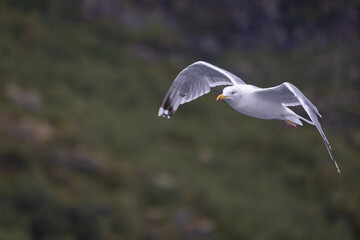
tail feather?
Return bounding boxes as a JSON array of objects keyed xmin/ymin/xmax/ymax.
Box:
[
  {"xmin": 290, "ymin": 117, "xmax": 303, "ymax": 126},
  {"xmin": 285, "ymin": 107, "xmax": 313, "ymax": 126},
  {"xmin": 297, "ymin": 115, "xmax": 314, "ymax": 125}
]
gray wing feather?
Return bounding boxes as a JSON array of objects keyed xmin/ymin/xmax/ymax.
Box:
[
  {"xmin": 158, "ymin": 61, "xmax": 245, "ymax": 118},
  {"xmin": 255, "ymin": 82, "xmax": 340, "ymax": 174}
]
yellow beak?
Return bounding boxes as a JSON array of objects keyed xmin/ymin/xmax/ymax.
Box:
[{"xmin": 217, "ymin": 94, "xmax": 227, "ymax": 101}]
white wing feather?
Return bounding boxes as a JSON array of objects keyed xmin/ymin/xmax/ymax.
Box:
[
  {"xmin": 158, "ymin": 61, "xmax": 245, "ymax": 118},
  {"xmin": 255, "ymin": 82, "xmax": 340, "ymax": 174}
]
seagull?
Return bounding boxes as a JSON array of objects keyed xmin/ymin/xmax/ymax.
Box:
[{"xmin": 158, "ymin": 61, "xmax": 340, "ymax": 174}]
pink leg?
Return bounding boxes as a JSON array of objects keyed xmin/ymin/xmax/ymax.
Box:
[{"xmin": 283, "ymin": 120, "xmax": 297, "ymax": 128}]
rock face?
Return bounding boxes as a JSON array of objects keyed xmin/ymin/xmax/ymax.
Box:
[
  {"xmin": 79, "ymin": 0, "xmax": 360, "ymax": 49},
  {"xmin": 51, "ymin": 148, "xmax": 103, "ymax": 173},
  {"xmin": 0, "ymin": 111, "xmax": 54, "ymax": 144},
  {"xmin": 1, "ymin": 83, "xmax": 52, "ymax": 143},
  {"xmin": 4, "ymin": 83, "xmax": 43, "ymax": 111}
]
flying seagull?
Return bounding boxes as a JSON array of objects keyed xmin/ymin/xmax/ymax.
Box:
[{"xmin": 158, "ymin": 61, "xmax": 340, "ymax": 174}]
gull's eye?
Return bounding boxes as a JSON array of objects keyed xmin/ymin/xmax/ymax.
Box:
[{"xmin": 231, "ymin": 91, "xmax": 235, "ymax": 95}]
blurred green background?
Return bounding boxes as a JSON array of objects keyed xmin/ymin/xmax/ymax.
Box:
[{"xmin": 0, "ymin": 1, "xmax": 359, "ymax": 239}]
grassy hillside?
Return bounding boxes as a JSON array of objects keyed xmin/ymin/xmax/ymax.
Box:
[{"xmin": 0, "ymin": 4, "xmax": 360, "ymax": 240}]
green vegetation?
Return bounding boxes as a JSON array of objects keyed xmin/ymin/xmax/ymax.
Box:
[{"xmin": 0, "ymin": 2, "xmax": 359, "ymax": 240}]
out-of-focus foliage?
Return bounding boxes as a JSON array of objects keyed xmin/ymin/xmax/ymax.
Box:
[{"xmin": 0, "ymin": 1, "xmax": 359, "ymax": 240}]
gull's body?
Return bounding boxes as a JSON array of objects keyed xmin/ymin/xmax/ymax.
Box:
[
  {"xmin": 158, "ymin": 61, "xmax": 340, "ymax": 173},
  {"xmin": 220, "ymin": 84, "xmax": 312, "ymax": 126},
  {"xmin": 222, "ymin": 84, "xmax": 289, "ymax": 120}
]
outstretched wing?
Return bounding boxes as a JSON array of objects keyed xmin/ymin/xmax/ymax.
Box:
[
  {"xmin": 158, "ymin": 61, "xmax": 245, "ymax": 118},
  {"xmin": 255, "ymin": 82, "xmax": 340, "ymax": 174}
]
